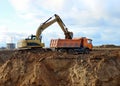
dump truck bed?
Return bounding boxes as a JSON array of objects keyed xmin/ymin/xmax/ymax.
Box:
[{"xmin": 50, "ymin": 38, "xmax": 82, "ymax": 48}]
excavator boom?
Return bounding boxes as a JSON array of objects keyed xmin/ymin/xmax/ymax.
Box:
[{"xmin": 36, "ymin": 14, "xmax": 73, "ymax": 41}]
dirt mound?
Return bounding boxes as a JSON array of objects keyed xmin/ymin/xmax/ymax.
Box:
[
  {"xmin": 0, "ymin": 50, "xmax": 120, "ymax": 86},
  {"xmin": 0, "ymin": 50, "xmax": 14, "ymax": 66}
]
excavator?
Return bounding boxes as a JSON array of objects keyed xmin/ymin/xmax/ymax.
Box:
[{"xmin": 17, "ymin": 14, "xmax": 73, "ymax": 49}]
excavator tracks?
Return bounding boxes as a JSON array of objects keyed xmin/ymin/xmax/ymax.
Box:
[{"xmin": 16, "ymin": 48, "xmax": 52, "ymax": 54}]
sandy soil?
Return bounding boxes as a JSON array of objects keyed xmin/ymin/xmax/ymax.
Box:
[{"xmin": 0, "ymin": 49, "xmax": 120, "ymax": 86}]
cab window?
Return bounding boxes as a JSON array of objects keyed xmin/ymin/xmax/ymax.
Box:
[{"xmin": 87, "ymin": 39, "xmax": 92, "ymax": 44}]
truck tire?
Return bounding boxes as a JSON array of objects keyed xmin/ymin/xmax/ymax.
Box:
[
  {"xmin": 84, "ymin": 49, "xmax": 89, "ymax": 54},
  {"xmin": 58, "ymin": 49, "xmax": 66, "ymax": 53},
  {"xmin": 68, "ymin": 49, "xmax": 74, "ymax": 54}
]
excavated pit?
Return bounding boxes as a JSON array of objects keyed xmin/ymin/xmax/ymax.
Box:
[{"xmin": 0, "ymin": 49, "xmax": 120, "ymax": 86}]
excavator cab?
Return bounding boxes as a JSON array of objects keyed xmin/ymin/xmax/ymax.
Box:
[
  {"xmin": 17, "ymin": 34, "xmax": 44, "ymax": 48},
  {"xmin": 26, "ymin": 35, "xmax": 36, "ymax": 40}
]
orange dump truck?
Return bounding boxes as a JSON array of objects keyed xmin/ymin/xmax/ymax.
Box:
[{"xmin": 50, "ymin": 37, "xmax": 92, "ymax": 54}]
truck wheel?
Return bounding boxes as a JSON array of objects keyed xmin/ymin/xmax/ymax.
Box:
[
  {"xmin": 68, "ymin": 49, "xmax": 78, "ymax": 54},
  {"xmin": 84, "ymin": 49, "xmax": 89, "ymax": 54},
  {"xmin": 68, "ymin": 49, "xmax": 74, "ymax": 54},
  {"xmin": 58, "ymin": 49, "xmax": 66, "ymax": 53}
]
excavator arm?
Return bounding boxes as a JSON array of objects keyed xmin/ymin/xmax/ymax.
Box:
[
  {"xmin": 36, "ymin": 16, "xmax": 56, "ymax": 40},
  {"xmin": 36, "ymin": 14, "xmax": 73, "ymax": 42},
  {"xmin": 54, "ymin": 14, "xmax": 73, "ymax": 39},
  {"xmin": 17, "ymin": 14, "xmax": 73, "ymax": 48}
]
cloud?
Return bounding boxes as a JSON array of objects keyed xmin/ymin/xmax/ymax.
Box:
[
  {"xmin": 9, "ymin": 0, "xmax": 30, "ymax": 11},
  {"xmin": 9, "ymin": 0, "xmax": 120, "ymax": 25},
  {"xmin": 0, "ymin": 31, "xmax": 28, "ymax": 43},
  {"xmin": 0, "ymin": 31, "xmax": 29, "ymax": 47},
  {"xmin": 5, "ymin": 0, "xmax": 120, "ymax": 46},
  {"xmin": 9, "ymin": 0, "xmax": 64, "ymax": 16},
  {"xmin": 34, "ymin": 0, "xmax": 64, "ymax": 11},
  {"xmin": 0, "ymin": 25, "xmax": 28, "ymax": 47}
]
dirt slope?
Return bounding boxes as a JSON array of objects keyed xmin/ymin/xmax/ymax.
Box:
[{"xmin": 0, "ymin": 50, "xmax": 120, "ymax": 86}]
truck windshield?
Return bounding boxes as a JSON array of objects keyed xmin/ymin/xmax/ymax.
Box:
[{"xmin": 87, "ymin": 39, "xmax": 92, "ymax": 44}]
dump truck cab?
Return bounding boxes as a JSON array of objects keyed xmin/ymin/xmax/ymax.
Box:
[
  {"xmin": 86, "ymin": 38, "xmax": 92, "ymax": 50},
  {"xmin": 80, "ymin": 37, "xmax": 92, "ymax": 50}
]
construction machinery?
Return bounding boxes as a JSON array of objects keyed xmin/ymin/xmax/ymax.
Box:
[
  {"xmin": 17, "ymin": 14, "xmax": 73, "ymax": 49},
  {"xmin": 50, "ymin": 37, "xmax": 92, "ymax": 54},
  {"xmin": 17, "ymin": 14, "xmax": 93, "ymax": 54}
]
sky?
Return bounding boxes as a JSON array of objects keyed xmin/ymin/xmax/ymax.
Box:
[{"xmin": 0, "ymin": 0, "xmax": 120, "ymax": 47}]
